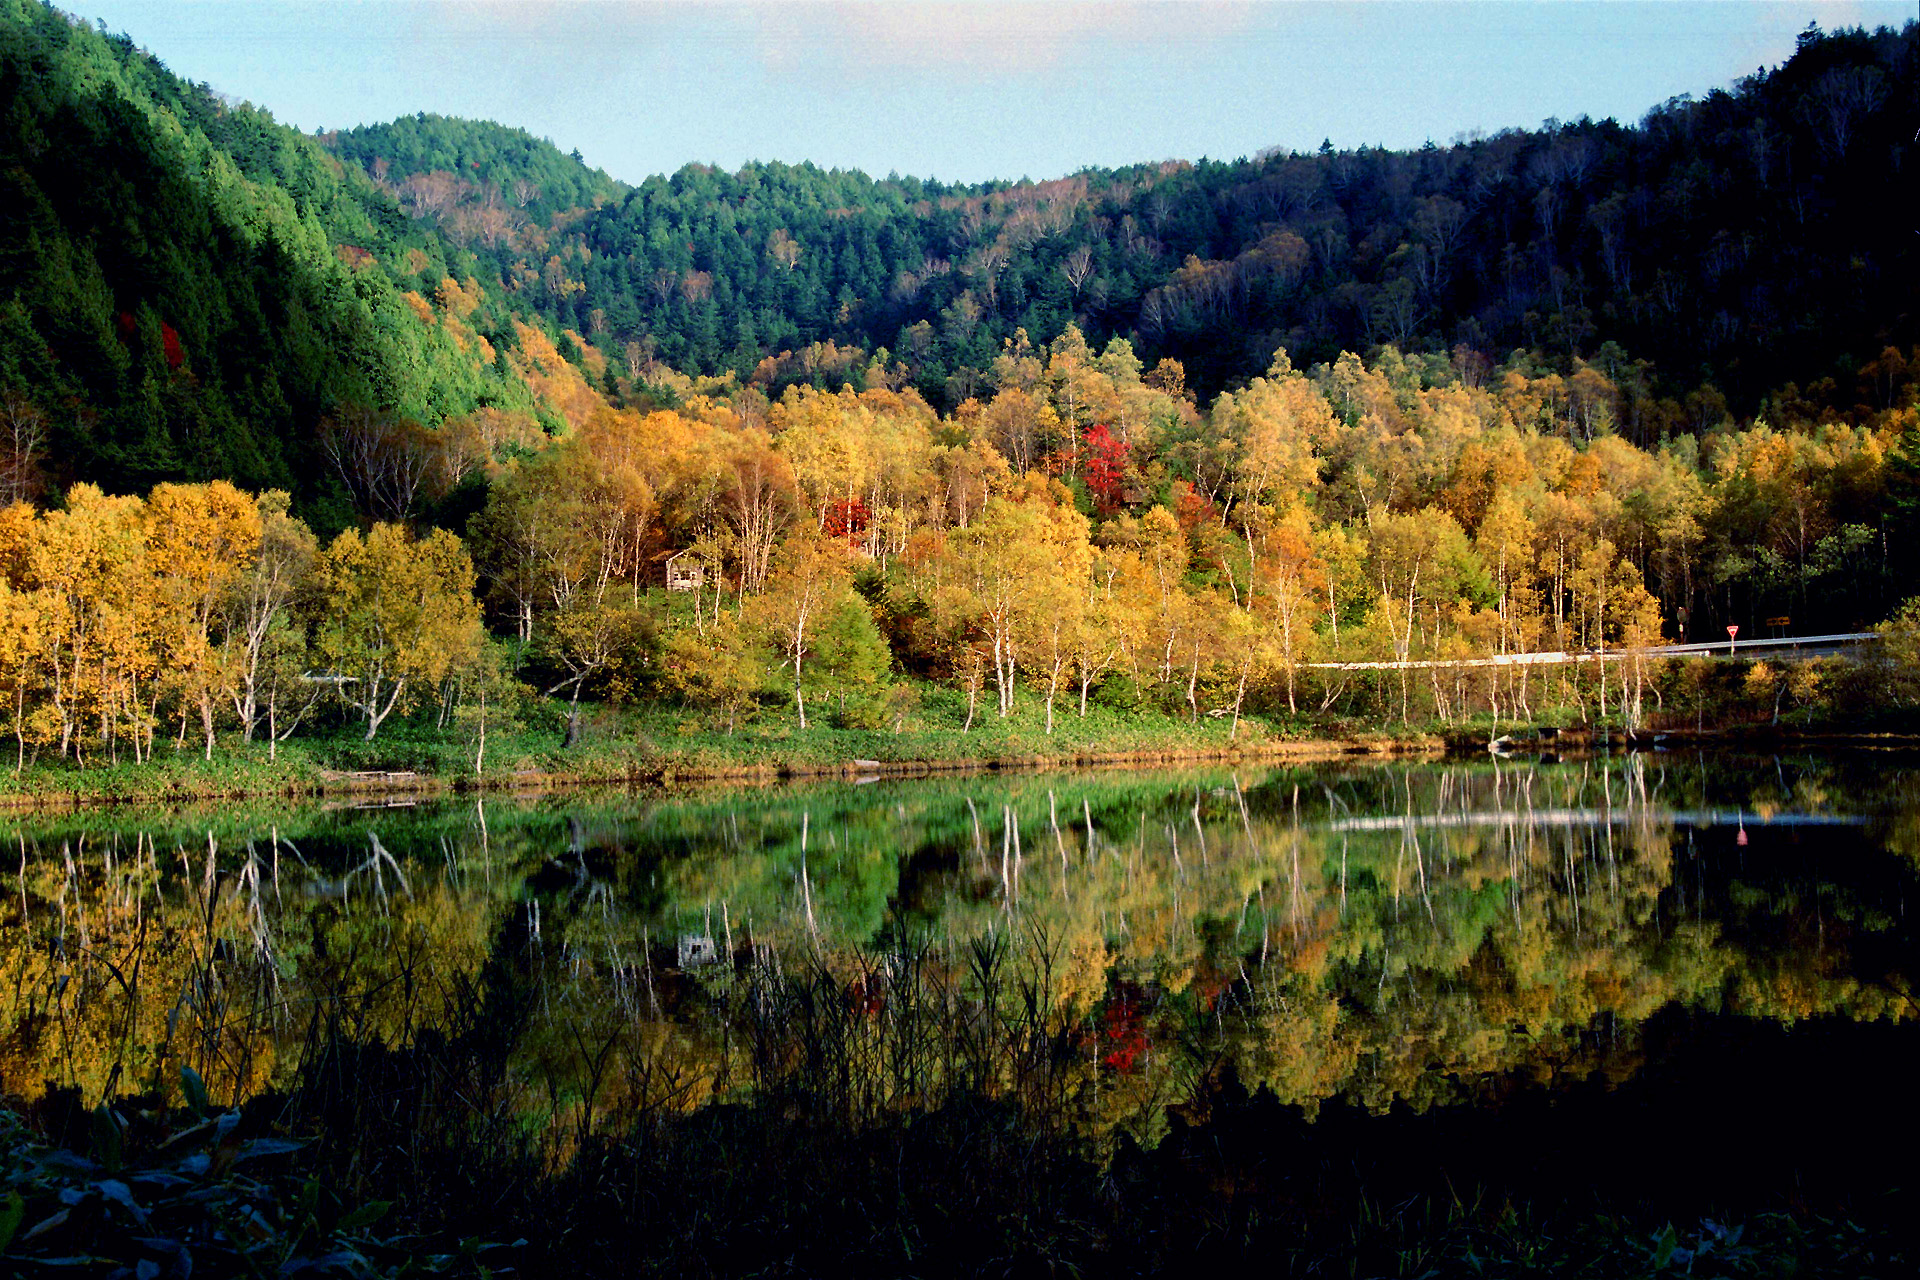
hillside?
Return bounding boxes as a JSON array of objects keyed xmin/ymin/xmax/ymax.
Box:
[
  {"xmin": 325, "ymin": 112, "xmax": 627, "ymax": 231},
  {"xmin": 0, "ymin": 0, "xmax": 543, "ymax": 523},
  {"xmin": 328, "ymin": 22, "xmax": 1919, "ymax": 414},
  {"xmin": 5, "ymin": 1, "xmax": 1920, "ymax": 800},
  {"xmin": 1, "ymin": 0, "xmax": 1917, "ymax": 534}
]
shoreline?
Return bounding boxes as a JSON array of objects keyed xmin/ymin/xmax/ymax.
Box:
[
  {"xmin": 0, "ymin": 733, "xmax": 1453, "ymax": 813},
  {"xmin": 6, "ymin": 724, "xmax": 1920, "ymax": 814}
]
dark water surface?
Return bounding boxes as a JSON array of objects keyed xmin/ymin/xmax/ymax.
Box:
[{"xmin": 7, "ymin": 752, "xmax": 1919, "ymax": 1218}]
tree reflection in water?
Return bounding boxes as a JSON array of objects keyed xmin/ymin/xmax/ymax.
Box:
[{"xmin": 4, "ymin": 755, "xmax": 1913, "ymax": 1144}]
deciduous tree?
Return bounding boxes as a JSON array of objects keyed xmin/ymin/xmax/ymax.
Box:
[{"xmin": 314, "ymin": 523, "xmax": 484, "ymax": 740}]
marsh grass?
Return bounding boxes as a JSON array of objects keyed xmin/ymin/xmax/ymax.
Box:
[{"xmin": 7, "ymin": 919, "xmax": 1911, "ymax": 1276}]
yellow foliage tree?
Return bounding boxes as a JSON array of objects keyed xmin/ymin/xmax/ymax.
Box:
[{"xmin": 314, "ymin": 523, "xmax": 484, "ymax": 740}]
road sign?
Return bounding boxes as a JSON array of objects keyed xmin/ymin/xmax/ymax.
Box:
[{"xmin": 1726, "ymin": 623, "xmax": 1739, "ymax": 655}]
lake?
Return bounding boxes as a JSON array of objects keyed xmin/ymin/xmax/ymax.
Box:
[{"xmin": 6, "ymin": 750, "xmax": 1920, "ymax": 1262}]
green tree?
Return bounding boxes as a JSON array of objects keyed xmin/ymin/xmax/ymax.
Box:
[
  {"xmin": 750, "ymin": 533, "xmax": 854, "ymax": 729},
  {"xmin": 807, "ymin": 596, "xmax": 893, "ymax": 727},
  {"xmin": 661, "ymin": 614, "xmax": 768, "ymax": 732}
]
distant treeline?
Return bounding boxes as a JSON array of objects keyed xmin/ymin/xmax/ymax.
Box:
[{"xmin": 330, "ymin": 22, "xmax": 1917, "ymax": 412}]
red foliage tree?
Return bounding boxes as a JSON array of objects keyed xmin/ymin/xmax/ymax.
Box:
[
  {"xmin": 823, "ymin": 495, "xmax": 870, "ymax": 541},
  {"xmin": 1082, "ymin": 423, "xmax": 1130, "ymax": 514},
  {"xmin": 159, "ymin": 321, "xmax": 185, "ymax": 370},
  {"xmin": 1100, "ymin": 982, "xmax": 1151, "ymax": 1074},
  {"xmin": 1172, "ymin": 479, "xmax": 1217, "ymax": 531}
]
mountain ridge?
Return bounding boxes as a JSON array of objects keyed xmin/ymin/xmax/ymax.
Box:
[
  {"xmin": 2, "ymin": 0, "xmax": 1916, "ymax": 521},
  {"xmin": 318, "ymin": 20, "xmax": 1918, "ymax": 413}
]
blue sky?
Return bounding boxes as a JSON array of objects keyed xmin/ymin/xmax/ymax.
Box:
[{"xmin": 76, "ymin": 1, "xmax": 1915, "ymax": 184}]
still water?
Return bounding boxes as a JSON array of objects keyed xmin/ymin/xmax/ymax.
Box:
[{"xmin": 6, "ymin": 752, "xmax": 1918, "ymax": 1195}]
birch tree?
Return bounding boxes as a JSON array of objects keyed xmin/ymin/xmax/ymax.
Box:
[{"xmin": 314, "ymin": 523, "xmax": 484, "ymax": 740}]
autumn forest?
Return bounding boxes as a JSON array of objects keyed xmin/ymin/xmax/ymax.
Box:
[{"xmin": 3, "ymin": 0, "xmax": 1920, "ymax": 774}]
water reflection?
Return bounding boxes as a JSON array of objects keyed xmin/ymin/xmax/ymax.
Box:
[{"xmin": 3, "ymin": 754, "xmax": 1915, "ymax": 1144}]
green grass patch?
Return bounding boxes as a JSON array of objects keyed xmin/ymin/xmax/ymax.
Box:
[{"xmin": 0, "ymin": 679, "xmax": 1411, "ymax": 805}]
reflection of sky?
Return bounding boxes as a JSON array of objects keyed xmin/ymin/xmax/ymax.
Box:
[{"xmin": 71, "ymin": 2, "xmax": 1910, "ymax": 184}]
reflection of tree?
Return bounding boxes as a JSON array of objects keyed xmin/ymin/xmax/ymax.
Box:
[
  {"xmin": 6, "ymin": 755, "xmax": 1915, "ymax": 1153},
  {"xmin": 0, "ymin": 821, "xmax": 514, "ymax": 1107}
]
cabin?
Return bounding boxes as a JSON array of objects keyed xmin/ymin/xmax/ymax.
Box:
[{"xmin": 664, "ymin": 549, "xmax": 708, "ymax": 592}]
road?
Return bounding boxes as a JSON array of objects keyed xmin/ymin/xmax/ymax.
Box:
[
  {"xmin": 1644, "ymin": 631, "xmax": 1878, "ymax": 659},
  {"xmin": 1306, "ymin": 631, "xmax": 1879, "ymax": 671}
]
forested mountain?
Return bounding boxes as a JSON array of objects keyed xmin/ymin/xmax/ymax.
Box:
[
  {"xmin": 324, "ymin": 21, "xmax": 1919, "ymax": 414},
  {"xmin": 0, "ymin": 0, "xmax": 540, "ymax": 523},
  {"xmin": 325, "ymin": 113, "xmax": 627, "ymax": 233},
  {"xmin": 5, "ymin": 0, "xmax": 1916, "ymax": 512}
]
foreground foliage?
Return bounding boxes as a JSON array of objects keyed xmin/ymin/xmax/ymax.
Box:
[{"xmin": 0, "ymin": 1081, "xmax": 519, "ymax": 1277}]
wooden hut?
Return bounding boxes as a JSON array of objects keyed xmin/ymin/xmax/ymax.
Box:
[{"xmin": 664, "ymin": 549, "xmax": 707, "ymax": 592}]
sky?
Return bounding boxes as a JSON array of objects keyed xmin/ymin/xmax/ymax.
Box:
[{"xmin": 72, "ymin": 1, "xmax": 1918, "ymax": 185}]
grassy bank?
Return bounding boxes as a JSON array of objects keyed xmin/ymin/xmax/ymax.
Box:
[
  {"xmin": 0, "ymin": 681, "xmax": 1450, "ymax": 808},
  {"xmin": 11, "ymin": 658, "xmax": 1920, "ymax": 809}
]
